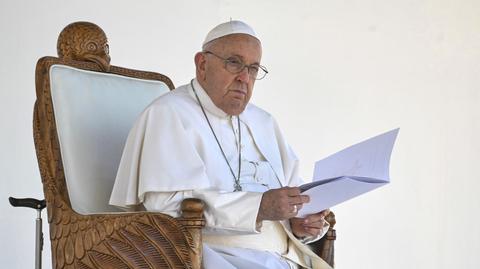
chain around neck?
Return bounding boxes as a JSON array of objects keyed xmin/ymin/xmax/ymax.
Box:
[{"xmin": 190, "ymin": 79, "xmax": 242, "ymax": 191}]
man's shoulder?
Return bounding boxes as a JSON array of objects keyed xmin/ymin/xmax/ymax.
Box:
[{"xmin": 244, "ymin": 103, "xmax": 275, "ymax": 122}]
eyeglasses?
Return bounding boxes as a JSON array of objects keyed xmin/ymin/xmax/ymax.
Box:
[{"xmin": 203, "ymin": 51, "xmax": 268, "ymax": 80}]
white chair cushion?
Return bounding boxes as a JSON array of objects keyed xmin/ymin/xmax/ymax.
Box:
[{"xmin": 49, "ymin": 65, "xmax": 170, "ymax": 214}]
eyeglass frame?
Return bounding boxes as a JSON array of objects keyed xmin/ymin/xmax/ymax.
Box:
[{"xmin": 203, "ymin": 51, "xmax": 269, "ymax": 80}]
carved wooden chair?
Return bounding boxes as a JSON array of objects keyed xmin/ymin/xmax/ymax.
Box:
[
  {"xmin": 30, "ymin": 21, "xmax": 336, "ymax": 269},
  {"xmin": 34, "ymin": 22, "xmax": 204, "ymax": 269}
]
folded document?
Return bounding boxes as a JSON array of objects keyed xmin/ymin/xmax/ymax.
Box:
[{"xmin": 297, "ymin": 128, "xmax": 399, "ymax": 217}]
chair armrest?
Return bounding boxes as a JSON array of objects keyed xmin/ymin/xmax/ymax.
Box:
[
  {"xmin": 47, "ymin": 198, "xmax": 205, "ymax": 269},
  {"xmin": 178, "ymin": 198, "xmax": 205, "ymax": 268}
]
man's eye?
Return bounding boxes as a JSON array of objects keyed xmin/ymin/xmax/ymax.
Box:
[
  {"xmin": 227, "ymin": 58, "xmax": 242, "ymax": 65},
  {"xmin": 250, "ymin": 66, "xmax": 260, "ymax": 73}
]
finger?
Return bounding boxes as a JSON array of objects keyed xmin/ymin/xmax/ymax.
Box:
[
  {"xmin": 289, "ymin": 195, "xmax": 310, "ymax": 205},
  {"xmin": 291, "ymin": 219, "xmax": 309, "ymax": 238},
  {"xmin": 286, "ymin": 205, "xmax": 299, "ymax": 219},
  {"xmin": 286, "ymin": 187, "xmax": 301, "ymax": 196},
  {"xmin": 290, "ymin": 204, "xmax": 296, "ymax": 213},
  {"xmin": 321, "ymin": 209, "xmax": 331, "ymax": 218},
  {"xmin": 304, "ymin": 227, "xmax": 321, "ymax": 237},
  {"xmin": 302, "ymin": 219, "xmax": 324, "ymax": 229},
  {"xmin": 304, "ymin": 213, "xmax": 325, "ymax": 224},
  {"xmin": 290, "ymin": 204, "xmax": 299, "ymax": 214}
]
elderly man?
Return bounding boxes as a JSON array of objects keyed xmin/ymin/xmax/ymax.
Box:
[{"xmin": 110, "ymin": 20, "xmax": 332, "ymax": 269}]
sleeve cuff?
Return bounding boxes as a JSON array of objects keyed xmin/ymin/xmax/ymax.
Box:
[{"xmin": 299, "ymin": 219, "xmax": 330, "ymax": 244}]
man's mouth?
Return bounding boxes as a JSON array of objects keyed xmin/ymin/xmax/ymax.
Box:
[
  {"xmin": 229, "ymin": 90, "xmax": 247, "ymax": 99},
  {"xmin": 229, "ymin": 87, "xmax": 247, "ymax": 94}
]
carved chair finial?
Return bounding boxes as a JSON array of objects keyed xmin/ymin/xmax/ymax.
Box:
[
  {"xmin": 57, "ymin": 21, "xmax": 111, "ymax": 71},
  {"xmin": 326, "ymin": 211, "xmax": 336, "ymax": 228}
]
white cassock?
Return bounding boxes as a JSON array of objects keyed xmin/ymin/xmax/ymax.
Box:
[{"xmin": 110, "ymin": 78, "xmax": 333, "ymax": 269}]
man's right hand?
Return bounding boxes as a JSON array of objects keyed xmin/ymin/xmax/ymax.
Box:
[{"xmin": 257, "ymin": 187, "xmax": 310, "ymax": 222}]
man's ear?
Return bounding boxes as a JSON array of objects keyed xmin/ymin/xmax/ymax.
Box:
[{"xmin": 194, "ymin": 52, "xmax": 207, "ymax": 81}]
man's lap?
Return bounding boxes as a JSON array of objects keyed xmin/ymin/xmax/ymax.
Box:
[{"xmin": 203, "ymin": 243, "xmax": 296, "ymax": 269}]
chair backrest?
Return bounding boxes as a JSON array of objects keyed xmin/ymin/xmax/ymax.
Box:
[{"xmin": 49, "ymin": 64, "xmax": 170, "ymax": 213}]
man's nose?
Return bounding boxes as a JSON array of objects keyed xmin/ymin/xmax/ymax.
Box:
[{"xmin": 236, "ymin": 66, "xmax": 251, "ymax": 83}]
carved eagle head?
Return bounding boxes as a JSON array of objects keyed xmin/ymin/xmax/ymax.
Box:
[{"xmin": 57, "ymin": 21, "xmax": 111, "ymax": 72}]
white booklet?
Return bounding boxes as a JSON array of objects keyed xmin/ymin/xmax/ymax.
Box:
[{"xmin": 297, "ymin": 128, "xmax": 399, "ymax": 217}]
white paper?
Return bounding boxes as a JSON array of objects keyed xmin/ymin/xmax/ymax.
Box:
[{"xmin": 297, "ymin": 128, "xmax": 399, "ymax": 217}]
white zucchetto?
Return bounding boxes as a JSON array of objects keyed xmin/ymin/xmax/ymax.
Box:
[{"xmin": 202, "ymin": 20, "xmax": 259, "ymax": 48}]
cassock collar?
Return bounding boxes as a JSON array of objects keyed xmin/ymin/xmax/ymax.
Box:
[{"xmin": 190, "ymin": 78, "xmax": 231, "ymax": 119}]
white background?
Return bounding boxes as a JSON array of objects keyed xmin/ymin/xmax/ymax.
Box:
[{"xmin": 1, "ymin": 0, "xmax": 479, "ymax": 268}]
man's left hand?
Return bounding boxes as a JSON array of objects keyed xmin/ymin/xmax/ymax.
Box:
[{"xmin": 290, "ymin": 209, "xmax": 330, "ymax": 238}]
